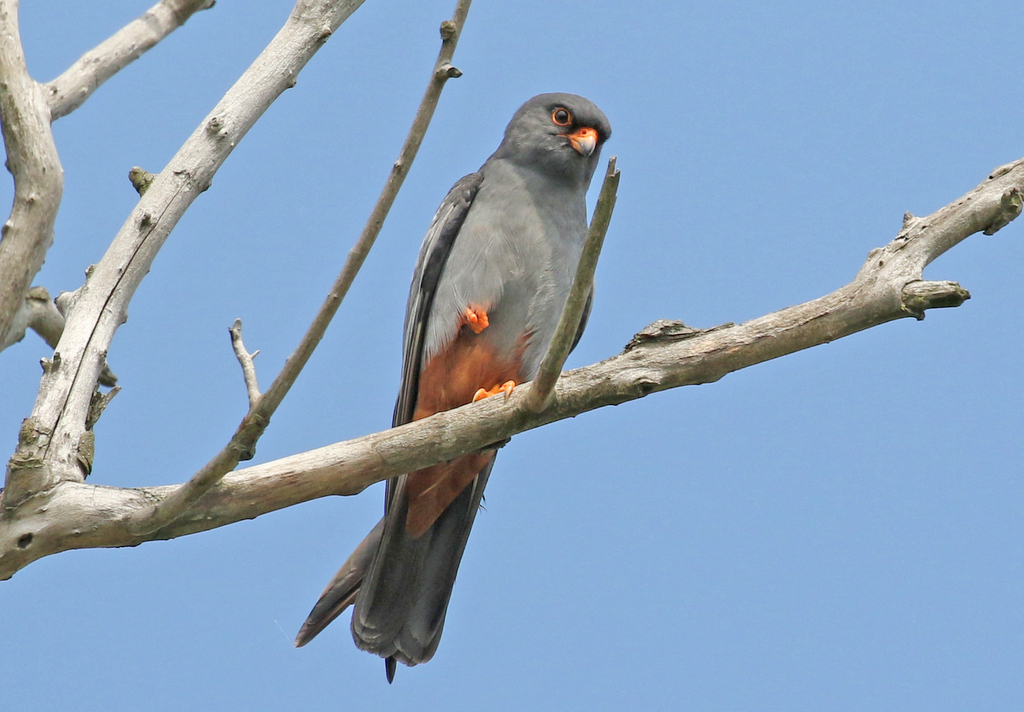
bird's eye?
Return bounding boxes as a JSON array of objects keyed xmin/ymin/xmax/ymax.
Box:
[{"xmin": 551, "ymin": 108, "xmax": 572, "ymax": 126}]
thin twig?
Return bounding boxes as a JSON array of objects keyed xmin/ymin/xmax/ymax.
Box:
[
  {"xmin": 524, "ymin": 156, "xmax": 620, "ymax": 412},
  {"xmin": 229, "ymin": 319, "xmax": 261, "ymax": 410},
  {"xmin": 123, "ymin": 0, "xmax": 474, "ymax": 536},
  {"xmin": 45, "ymin": 0, "xmax": 215, "ymax": 121}
]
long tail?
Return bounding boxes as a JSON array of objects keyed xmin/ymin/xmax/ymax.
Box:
[
  {"xmin": 294, "ymin": 458, "xmax": 494, "ymax": 681},
  {"xmin": 352, "ymin": 458, "xmax": 494, "ymax": 668}
]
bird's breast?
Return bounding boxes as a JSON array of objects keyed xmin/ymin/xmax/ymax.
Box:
[{"xmin": 422, "ymin": 172, "xmax": 587, "ymax": 376}]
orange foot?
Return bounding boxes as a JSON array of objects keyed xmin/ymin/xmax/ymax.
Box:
[
  {"xmin": 463, "ymin": 305, "xmax": 490, "ymax": 334},
  {"xmin": 473, "ymin": 380, "xmax": 516, "ymax": 402}
]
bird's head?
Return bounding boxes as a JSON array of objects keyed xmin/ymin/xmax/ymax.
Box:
[{"xmin": 492, "ymin": 93, "xmax": 612, "ymax": 187}]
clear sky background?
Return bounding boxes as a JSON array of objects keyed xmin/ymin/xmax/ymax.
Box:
[{"xmin": 1, "ymin": 1, "xmax": 1021, "ymax": 710}]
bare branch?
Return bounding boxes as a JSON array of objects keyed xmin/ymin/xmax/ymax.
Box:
[
  {"xmin": 122, "ymin": 0, "xmax": 475, "ymax": 537},
  {"xmin": 900, "ymin": 280, "xmax": 970, "ymax": 319},
  {"xmin": 524, "ymin": 156, "xmax": 619, "ymax": 412},
  {"xmin": 0, "ymin": 0, "xmax": 64, "ymax": 351},
  {"xmin": 2, "ymin": 0, "xmax": 368, "ymax": 509},
  {"xmin": 229, "ymin": 319, "xmax": 261, "ymax": 410},
  {"xmin": 23, "ymin": 286, "xmax": 64, "ymax": 347},
  {"xmin": 45, "ymin": 0, "xmax": 216, "ymax": 121},
  {"xmin": 0, "ymin": 286, "xmax": 62, "ymax": 351},
  {"xmin": 256, "ymin": 0, "xmax": 473, "ymax": 423},
  {"xmin": 983, "ymin": 186, "xmax": 1022, "ymax": 235},
  {"xmin": 0, "ymin": 286, "xmax": 118, "ymax": 386},
  {"xmin": 2, "ymin": 155, "xmax": 1020, "ymax": 580}
]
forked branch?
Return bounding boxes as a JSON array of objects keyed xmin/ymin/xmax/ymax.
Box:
[
  {"xmin": 2, "ymin": 0, "xmax": 368, "ymax": 510},
  {"xmin": 0, "ymin": 0, "xmax": 214, "ymax": 355}
]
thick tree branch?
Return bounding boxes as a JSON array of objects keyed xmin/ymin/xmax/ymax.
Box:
[
  {"xmin": 122, "ymin": 0, "xmax": 474, "ymax": 537},
  {"xmin": 1, "ymin": 156, "xmax": 1019, "ymax": 580},
  {"xmin": 0, "ymin": 0, "xmax": 64, "ymax": 352},
  {"xmin": 45, "ymin": 0, "xmax": 215, "ymax": 121},
  {"xmin": 525, "ymin": 156, "xmax": 619, "ymax": 411},
  {"xmin": 0, "ymin": 0, "xmax": 212, "ymax": 351},
  {"xmin": 2, "ymin": 0, "xmax": 367, "ymax": 509}
]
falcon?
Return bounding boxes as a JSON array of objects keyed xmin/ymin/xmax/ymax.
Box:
[{"xmin": 296, "ymin": 93, "xmax": 611, "ymax": 681}]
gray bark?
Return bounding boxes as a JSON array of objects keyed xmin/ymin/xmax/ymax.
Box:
[{"xmin": 1, "ymin": 157, "xmax": 1018, "ymax": 580}]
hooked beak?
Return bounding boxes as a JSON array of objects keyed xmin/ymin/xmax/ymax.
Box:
[{"xmin": 566, "ymin": 126, "xmax": 598, "ymax": 157}]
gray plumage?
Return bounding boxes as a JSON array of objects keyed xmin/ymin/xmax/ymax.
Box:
[{"xmin": 295, "ymin": 93, "xmax": 611, "ymax": 680}]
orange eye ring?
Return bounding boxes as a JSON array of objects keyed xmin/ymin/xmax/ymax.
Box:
[{"xmin": 551, "ymin": 107, "xmax": 572, "ymax": 126}]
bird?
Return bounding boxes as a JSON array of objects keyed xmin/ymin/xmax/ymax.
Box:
[{"xmin": 294, "ymin": 93, "xmax": 611, "ymax": 682}]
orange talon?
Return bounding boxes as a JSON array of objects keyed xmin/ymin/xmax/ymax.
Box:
[
  {"xmin": 463, "ymin": 305, "xmax": 490, "ymax": 334},
  {"xmin": 472, "ymin": 380, "xmax": 516, "ymax": 402},
  {"xmin": 499, "ymin": 380, "xmax": 516, "ymax": 399}
]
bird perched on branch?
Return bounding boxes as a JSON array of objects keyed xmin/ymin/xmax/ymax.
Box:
[{"xmin": 295, "ymin": 93, "xmax": 611, "ymax": 681}]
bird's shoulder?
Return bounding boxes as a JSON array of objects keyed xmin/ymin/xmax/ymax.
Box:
[{"xmin": 419, "ymin": 172, "xmax": 482, "ymax": 272}]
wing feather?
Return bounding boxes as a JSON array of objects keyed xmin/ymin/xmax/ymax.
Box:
[
  {"xmin": 393, "ymin": 172, "xmax": 484, "ymax": 429},
  {"xmin": 296, "ymin": 174, "xmax": 482, "ymax": 651}
]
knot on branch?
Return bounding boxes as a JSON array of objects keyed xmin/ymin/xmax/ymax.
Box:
[
  {"xmin": 897, "ymin": 211, "xmax": 922, "ymax": 239},
  {"xmin": 55, "ymin": 277, "xmax": 85, "ymax": 319},
  {"xmin": 624, "ymin": 319, "xmax": 733, "ymax": 351},
  {"xmin": 205, "ymin": 116, "xmax": 230, "ymax": 139},
  {"xmin": 900, "ymin": 280, "xmax": 971, "ymax": 320},
  {"xmin": 233, "ymin": 413, "xmax": 270, "ymax": 462},
  {"xmin": 988, "ymin": 158, "xmax": 1024, "ymax": 180},
  {"xmin": 171, "ymin": 0, "xmax": 216, "ymax": 25},
  {"xmin": 86, "ymin": 386, "xmax": 121, "ymax": 430},
  {"xmin": 439, "ymin": 20, "xmax": 457, "ymax": 40},
  {"xmin": 3, "ymin": 418, "xmax": 54, "ymax": 509},
  {"xmin": 983, "ymin": 187, "xmax": 1022, "ymax": 235},
  {"xmin": 632, "ymin": 375, "xmax": 661, "ymax": 397},
  {"xmin": 26, "ymin": 285, "xmax": 50, "ymax": 303},
  {"xmin": 435, "ymin": 63, "xmax": 462, "ymax": 80},
  {"xmin": 17, "ymin": 417, "xmax": 48, "ymax": 449},
  {"xmin": 76, "ymin": 431, "xmax": 95, "ymax": 477},
  {"xmin": 40, "ymin": 351, "xmax": 62, "ymax": 374},
  {"xmin": 129, "ymin": 166, "xmax": 155, "ymax": 196}
]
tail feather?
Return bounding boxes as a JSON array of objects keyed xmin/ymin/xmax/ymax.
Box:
[
  {"xmin": 352, "ymin": 456, "xmax": 495, "ymax": 667},
  {"xmin": 295, "ymin": 456, "xmax": 495, "ymax": 679},
  {"xmin": 294, "ymin": 516, "xmax": 385, "ymax": 648}
]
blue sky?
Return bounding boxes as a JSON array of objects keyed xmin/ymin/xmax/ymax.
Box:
[{"xmin": 1, "ymin": 1, "xmax": 1022, "ymax": 710}]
